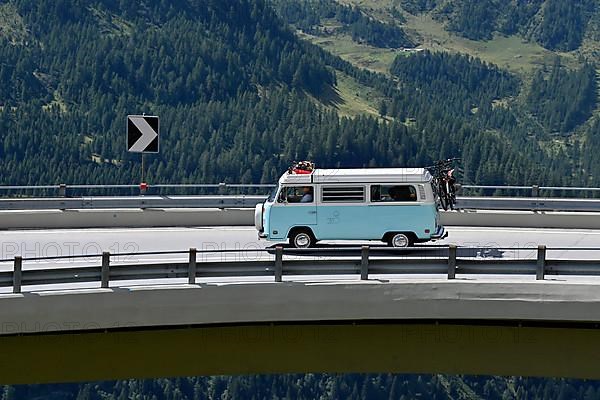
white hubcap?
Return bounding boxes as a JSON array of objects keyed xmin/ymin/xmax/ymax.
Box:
[
  {"xmin": 392, "ymin": 234, "xmax": 409, "ymax": 247},
  {"xmin": 294, "ymin": 233, "xmax": 311, "ymax": 248}
]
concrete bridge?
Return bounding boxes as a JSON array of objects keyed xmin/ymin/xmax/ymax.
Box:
[
  {"xmin": 0, "ymin": 186, "xmax": 599, "ymax": 384},
  {"xmin": 0, "ymin": 225, "xmax": 599, "ymax": 384}
]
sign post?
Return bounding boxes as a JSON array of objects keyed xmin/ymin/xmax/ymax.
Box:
[{"xmin": 127, "ymin": 115, "xmax": 159, "ymax": 190}]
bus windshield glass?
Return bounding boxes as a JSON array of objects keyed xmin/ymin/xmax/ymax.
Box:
[{"xmin": 267, "ymin": 187, "xmax": 278, "ymax": 202}]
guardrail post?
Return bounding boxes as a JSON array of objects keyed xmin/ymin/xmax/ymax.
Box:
[
  {"xmin": 448, "ymin": 245, "xmax": 457, "ymax": 280},
  {"xmin": 58, "ymin": 184, "xmax": 67, "ymax": 197},
  {"xmin": 275, "ymin": 245, "xmax": 283, "ymax": 282},
  {"xmin": 536, "ymin": 245, "xmax": 546, "ymax": 280},
  {"xmin": 13, "ymin": 256, "xmax": 22, "ymax": 294},
  {"xmin": 188, "ymin": 248, "xmax": 197, "ymax": 284},
  {"xmin": 101, "ymin": 252, "xmax": 110, "ymax": 288},
  {"xmin": 532, "ymin": 185, "xmax": 539, "ymax": 197},
  {"xmin": 361, "ymin": 246, "xmax": 369, "ymax": 280}
]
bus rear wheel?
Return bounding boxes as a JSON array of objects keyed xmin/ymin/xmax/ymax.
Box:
[
  {"xmin": 386, "ymin": 233, "xmax": 413, "ymax": 248},
  {"xmin": 289, "ymin": 229, "xmax": 315, "ymax": 248}
]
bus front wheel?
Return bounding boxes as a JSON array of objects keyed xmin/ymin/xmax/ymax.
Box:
[{"xmin": 289, "ymin": 229, "xmax": 315, "ymax": 248}]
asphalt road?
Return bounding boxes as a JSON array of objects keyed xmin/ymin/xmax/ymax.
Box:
[
  {"xmin": 0, "ymin": 225, "xmax": 598, "ymax": 292},
  {"xmin": 0, "ymin": 225, "xmax": 598, "ymax": 263}
]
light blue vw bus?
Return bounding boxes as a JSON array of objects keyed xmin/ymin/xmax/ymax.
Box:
[{"xmin": 255, "ymin": 167, "xmax": 447, "ymax": 248}]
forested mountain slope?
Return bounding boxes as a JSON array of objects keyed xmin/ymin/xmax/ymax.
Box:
[
  {"xmin": 5, "ymin": 373, "xmax": 600, "ymax": 399},
  {"xmin": 0, "ymin": 0, "xmax": 415, "ymax": 184},
  {"xmin": 399, "ymin": 0, "xmax": 599, "ymax": 51},
  {"xmin": 0, "ymin": 0, "xmax": 597, "ymax": 187},
  {"xmin": 273, "ymin": 0, "xmax": 600, "ymax": 186}
]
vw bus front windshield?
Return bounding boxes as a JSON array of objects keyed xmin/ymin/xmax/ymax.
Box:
[{"xmin": 267, "ymin": 187, "xmax": 278, "ymax": 203}]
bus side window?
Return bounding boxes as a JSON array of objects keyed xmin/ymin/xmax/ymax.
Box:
[
  {"xmin": 370, "ymin": 185, "xmax": 381, "ymax": 201},
  {"xmin": 371, "ymin": 185, "xmax": 417, "ymax": 202},
  {"xmin": 278, "ymin": 186, "xmax": 314, "ymax": 203}
]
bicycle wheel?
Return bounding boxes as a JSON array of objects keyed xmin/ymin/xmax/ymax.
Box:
[
  {"xmin": 432, "ymin": 178, "xmax": 444, "ymax": 209},
  {"xmin": 445, "ymin": 181, "xmax": 455, "ymax": 210},
  {"xmin": 430, "ymin": 177, "xmax": 438, "ymax": 196},
  {"xmin": 438, "ymin": 188, "xmax": 449, "ymax": 211},
  {"xmin": 447, "ymin": 192, "xmax": 454, "ymax": 210}
]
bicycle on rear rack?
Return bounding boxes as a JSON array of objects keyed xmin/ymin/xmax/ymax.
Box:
[{"xmin": 427, "ymin": 158, "xmax": 460, "ymax": 211}]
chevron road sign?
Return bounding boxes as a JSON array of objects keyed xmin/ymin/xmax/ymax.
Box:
[{"xmin": 127, "ymin": 115, "xmax": 159, "ymax": 153}]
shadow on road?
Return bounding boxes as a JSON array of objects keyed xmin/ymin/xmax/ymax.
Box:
[{"xmin": 265, "ymin": 243, "xmax": 506, "ymax": 258}]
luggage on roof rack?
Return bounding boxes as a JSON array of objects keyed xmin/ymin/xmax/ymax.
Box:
[{"xmin": 288, "ymin": 160, "xmax": 314, "ymax": 174}]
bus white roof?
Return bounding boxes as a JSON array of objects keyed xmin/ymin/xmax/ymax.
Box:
[{"xmin": 279, "ymin": 168, "xmax": 432, "ymax": 184}]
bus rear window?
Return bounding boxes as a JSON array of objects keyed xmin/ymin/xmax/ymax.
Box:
[{"xmin": 371, "ymin": 185, "xmax": 417, "ymax": 202}]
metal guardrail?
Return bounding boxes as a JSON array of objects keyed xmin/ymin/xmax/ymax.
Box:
[
  {"xmin": 0, "ymin": 183, "xmax": 275, "ymax": 197},
  {"xmin": 1, "ymin": 183, "xmax": 600, "ymax": 211},
  {"xmin": 0, "ymin": 195, "xmax": 267, "ymax": 210},
  {"xmin": 462, "ymin": 185, "xmax": 600, "ymax": 197},
  {"xmin": 3, "ymin": 245, "xmax": 600, "ymax": 294},
  {"xmin": 1, "ymin": 195, "xmax": 600, "ymax": 212},
  {"xmin": 456, "ymin": 197, "xmax": 600, "ymax": 212},
  {"xmin": 1, "ymin": 183, "xmax": 600, "ymax": 196}
]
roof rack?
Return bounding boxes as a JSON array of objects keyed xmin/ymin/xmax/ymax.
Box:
[{"xmin": 288, "ymin": 160, "xmax": 315, "ymax": 175}]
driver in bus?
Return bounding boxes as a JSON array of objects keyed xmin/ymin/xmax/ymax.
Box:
[{"xmin": 300, "ymin": 186, "xmax": 313, "ymax": 203}]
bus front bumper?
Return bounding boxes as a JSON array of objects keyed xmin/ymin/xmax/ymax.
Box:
[{"xmin": 431, "ymin": 226, "xmax": 448, "ymax": 240}]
